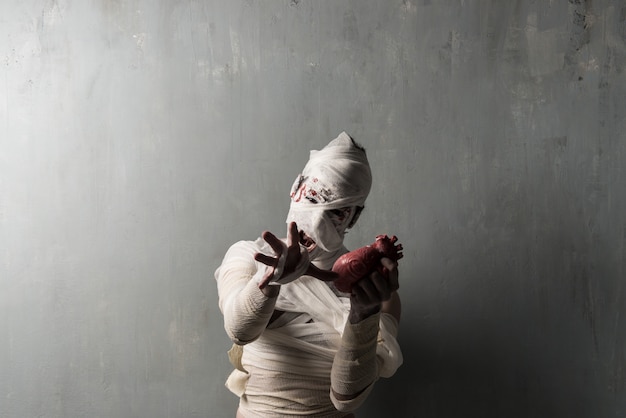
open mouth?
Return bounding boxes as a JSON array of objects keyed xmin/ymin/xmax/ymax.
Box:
[{"xmin": 299, "ymin": 230, "xmax": 317, "ymax": 252}]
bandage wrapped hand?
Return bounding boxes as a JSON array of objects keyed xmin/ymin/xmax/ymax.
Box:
[{"xmin": 254, "ymin": 222, "xmax": 338, "ymax": 289}]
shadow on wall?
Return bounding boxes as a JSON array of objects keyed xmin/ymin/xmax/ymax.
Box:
[
  {"xmin": 359, "ymin": 299, "xmax": 599, "ymax": 418},
  {"xmin": 357, "ymin": 180, "xmax": 622, "ymax": 418},
  {"xmin": 360, "ymin": 332, "xmax": 544, "ymax": 418}
]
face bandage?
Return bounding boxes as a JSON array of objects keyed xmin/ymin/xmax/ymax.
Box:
[
  {"xmin": 288, "ymin": 207, "xmax": 355, "ymax": 253},
  {"xmin": 287, "ymin": 132, "xmax": 372, "ymax": 253}
]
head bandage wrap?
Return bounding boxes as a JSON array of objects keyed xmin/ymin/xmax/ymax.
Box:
[{"xmin": 287, "ymin": 132, "xmax": 372, "ymax": 252}]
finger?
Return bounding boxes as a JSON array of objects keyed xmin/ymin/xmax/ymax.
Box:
[
  {"xmin": 286, "ymin": 222, "xmax": 299, "ymax": 248},
  {"xmin": 369, "ymin": 271, "xmax": 392, "ymax": 301},
  {"xmin": 254, "ymin": 252, "xmax": 278, "ymax": 267},
  {"xmin": 380, "ymin": 257, "xmax": 399, "ymax": 290},
  {"xmin": 350, "ymin": 283, "xmax": 368, "ymax": 305},
  {"xmin": 306, "ymin": 264, "xmax": 339, "ymax": 282},
  {"xmin": 380, "ymin": 257, "xmax": 398, "ymax": 272},
  {"xmin": 396, "ymin": 244, "xmax": 404, "ymax": 260},
  {"xmin": 261, "ymin": 230, "xmax": 287, "ymax": 255},
  {"xmin": 353, "ymin": 277, "xmax": 381, "ymax": 305},
  {"xmin": 258, "ymin": 273, "xmax": 273, "ymax": 289}
]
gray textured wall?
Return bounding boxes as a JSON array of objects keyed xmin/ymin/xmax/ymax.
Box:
[{"xmin": 1, "ymin": 1, "xmax": 625, "ymax": 417}]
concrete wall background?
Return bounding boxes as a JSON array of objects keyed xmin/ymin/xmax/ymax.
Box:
[{"xmin": 1, "ymin": 1, "xmax": 624, "ymax": 417}]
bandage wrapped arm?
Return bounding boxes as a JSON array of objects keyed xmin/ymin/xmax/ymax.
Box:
[
  {"xmin": 330, "ymin": 312, "xmax": 380, "ymax": 411},
  {"xmin": 330, "ymin": 312, "xmax": 403, "ymax": 412},
  {"xmin": 215, "ymin": 241, "xmax": 278, "ymax": 345}
]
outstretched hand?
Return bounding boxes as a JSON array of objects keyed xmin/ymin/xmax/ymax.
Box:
[
  {"xmin": 254, "ymin": 222, "xmax": 302, "ymax": 289},
  {"xmin": 254, "ymin": 222, "xmax": 338, "ymax": 289}
]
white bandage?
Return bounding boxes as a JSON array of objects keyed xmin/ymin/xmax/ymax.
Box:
[
  {"xmin": 270, "ymin": 240, "xmax": 289, "ymax": 280},
  {"xmin": 286, "ymin": 132, "xmax": 372, "ymax": 252},
  {"xmin": 272, "ymin": 244, "xmax": 310, "ymax": 285},
  {"xmin": 330, "ymin": 313, "xmax": 380, "ymax": 411},
  {"xmin": 253, "ymin": 243, "xmax": 310, "ymax": 286}
]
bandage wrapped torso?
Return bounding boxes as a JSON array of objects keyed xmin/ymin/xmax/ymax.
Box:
[{"xmin": 215, "ymin": 238, "xmax": 403, "ymax": 417}]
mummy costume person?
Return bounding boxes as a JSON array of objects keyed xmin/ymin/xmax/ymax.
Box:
[{"xmin": 215, "ymin": 132, "xmax": 403, "ymax": 417}]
